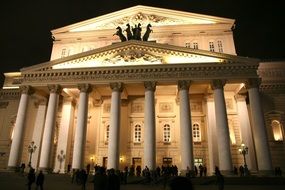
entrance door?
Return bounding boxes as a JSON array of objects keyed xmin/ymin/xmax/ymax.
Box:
[
  {"xmin": 132, "ymin": 157, "xmax": 142, "ymax": 169},
  {"xmin": 163, "ymin": 157, "xmax": 172, "ymax": 167},
  {"xmin": 103, "ymin": 157, "xmax": 108, "ymax": 168}
]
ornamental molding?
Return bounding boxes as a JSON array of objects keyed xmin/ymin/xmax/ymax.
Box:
[
  {"xmin": 0, "ymin": 89, "xmax": 21, "ymax": 100},
  {"xmin": 21, "ymin": 63, "xmax": 259, "ymax": 87}
]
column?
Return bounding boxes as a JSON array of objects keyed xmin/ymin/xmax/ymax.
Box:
[
  {"xmin": 235, "ymin": 94, "xmax": 257, "ymax": 171},
  {"xmin": 178, "ymin": 80, "xmax": 194, "ymax": 174},
  {"xmin": 107, "ymin": 82, "xmax": 123, "ymax": 170},
  {"xmin": 144, "ymin": 81, "xmax": 156, "ymax": 171},
  {"xmin": 205, "ymin": 95, "xmax": 219, "ymax": 175},
  {"xmin": 72, "ymin": 84, "xmax": 91, "ymax": 169},
  {"xmin": 39, "ymin": 85, "xmax": 61, "ymax": 171},
  {"xmin": 211, "ymin": 80, "xmax": 232, "ymax": 174},
  {"xmin": 31, "ymin": 98, "xmax": 47, "ymax": 169},
  {"xmin": 8, "ymin": 86, "xmax": 33, "ymax": 170},
  {"xmin": 246, "ymin": 79, "xmax": 273, "ymax": 174},
  {"xmin": 54, "ymin": 97, "xmax": 75, "ymax": 173}
]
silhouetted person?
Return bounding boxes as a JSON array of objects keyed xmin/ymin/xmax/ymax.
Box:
[
  {"xmin": 93, "ymin": 167, "xmax": 107, "ymax": 190},
  {"xmin": 20, "ymin": 163, "xmax": 26, "ymax": 176},
  {"xmin": 239, "ymin": 165, "xmax": 244, "ymax": 176},
  {"xmin": 36, "ymin": 170, "xmax": 44, "ymax": 190},
  {"xmin": 167, "ymin": 176, "xmax": 194, "ymax": 190},
  {"xmin": 27, "ymin": 168, "xmax": 35, "ymax": 190},
  {"xmin": 215, "ymin": 166, "xmax": 224, "ymax": 190},
  {"xmin": 106, "ymin": 168, "xmax": 120, "ymax": 190}
]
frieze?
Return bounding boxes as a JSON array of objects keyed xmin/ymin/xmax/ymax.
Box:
[
  {"xmin": 21, "ymin": 63, "xmax": 259, "ymax": 86},
  {"xmin": 0, "ymin": 90, "xmax": 21, "ymax": 100}
]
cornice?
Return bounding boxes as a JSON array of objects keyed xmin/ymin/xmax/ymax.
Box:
[{"xmin": 20, "ymin": 63, "xmax": 259, "ymax": 87}]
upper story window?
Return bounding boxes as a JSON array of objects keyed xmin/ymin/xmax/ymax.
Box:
[
  {"xmin": 193, "ymin": 42, "xmax": 199, "ymax": 49},
  {"xmin": 61, "ymin": 48, "xmax": 70, "ymax": 58},
  {"xmin": 209, "ymin": 41, "xmax": 215, "ymax": 52},
  {"xmin": 105, "ymin": 125, "xmax": 110, "ymax": 142},
  {"xmin": 163, "ymin": 124, "xmax": 171, "ymax": 142},
  {"xmin": 272, "ymin": 120, "xmax": 283, "ymax": 141},
  {"xmin": 185, "ymin": 42, "xmax": 191, "ymax": 48},
  {"xmin": 193, "ymin": 123, "xmax": 201, "ymax": 142},
  {"xmin": 217, "ymin": 40, "xmax": 223, "ymax": 53},
  {"xmin": 134, "ymin": 124, "xmax": 142, "ymax": 143}
]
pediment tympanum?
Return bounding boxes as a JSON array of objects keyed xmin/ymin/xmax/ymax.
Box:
[
  {"xmin": 52, "ymin": 43, "xmax": 224, "ymax": 70},
  {"xmin": 52, "ymin": 5, "xmax": 234, "ymax": 34}
]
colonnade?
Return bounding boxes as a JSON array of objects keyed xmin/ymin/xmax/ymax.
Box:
[{"xmin": 7, "ymin": 79, "xmax": 273, "ymax": 175}]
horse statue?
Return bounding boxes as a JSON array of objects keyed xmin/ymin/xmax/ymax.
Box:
[
  {"xmin": 125, "ymin": 23, "xmax": 133, "ymax": 40},
  {"xmin": 143, "ymin": 24, "xmax": 152, "ymax": 41},
  {"xmin": 113, "ymin": 26, "xmax": 127, "ymax": 42}
]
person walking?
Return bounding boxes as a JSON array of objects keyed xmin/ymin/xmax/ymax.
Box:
[
  {"xmin": 27, "ymin": 168, "xmax": 35, "ymax": 190},
  {"xmin": 35, "ymin": 170, "xmax": 44, "ymax": 190}
]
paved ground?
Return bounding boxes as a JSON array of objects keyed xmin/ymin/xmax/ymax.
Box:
[{"xmin": 0, "ymin": 171, "xmax": 285, "ymax": 190}]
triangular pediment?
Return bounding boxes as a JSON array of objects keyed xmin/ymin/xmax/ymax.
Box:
[
  {"xmin": 52, "ymin": 5, "xmax": 234, "ymax": 34},
  {"xmin": 21, "ymin": 41, "xmax": 258, "ymax": 72}
]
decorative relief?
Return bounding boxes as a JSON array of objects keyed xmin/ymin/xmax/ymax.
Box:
[
  {"xmin": 103, "ymin": 104, "xmax": 111, "ymax": 113},
  {"xmin": 159, "ymin": 102, "xmax": 173, "ymax": 113},
  {"xmin": 190, "ymin": 102, "xmax": 202, "ymax": 112},
  {"xmin": 103, "ymin": 50, "xmax": 163, "ymax": 65},
  {"xmin": 131, "ymin": 102, "xmax": 144, "ymax": 113}
]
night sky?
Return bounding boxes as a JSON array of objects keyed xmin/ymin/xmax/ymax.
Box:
[{"xmin": 0, "ymin": 0, "xmax": 284, "ymax": 83}]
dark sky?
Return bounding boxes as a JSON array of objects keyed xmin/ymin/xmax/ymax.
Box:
[{"xmin": 0, "ymin": 0, "xmax": 284, "ymax": 76}]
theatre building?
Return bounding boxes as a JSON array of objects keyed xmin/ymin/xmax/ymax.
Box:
[{"xmin": 0, "ymin": 5, "xmax": 284, "ymax": 175}]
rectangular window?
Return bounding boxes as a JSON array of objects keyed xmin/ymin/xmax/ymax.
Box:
[
  {"xmin": 194, "ymin": 158, "xmax": 203, "ymax": 167},
  {"xmin": 134, "ymin": 124, "xmax": 142, "ymax": 143},
  {"xmin": 193, "ymin": 42, "xmax": 198, "ymax": 49},
  {"xmin": 185, "ymin": 42, "xmax": 191, "ymax": 48},
  {"xmin": 163, "ymin": 124, "xmax": 171, "ymax": 142},
  {"xmin": 217, "ymin": 40, "xmax": 223, "ymax": 53},
  {"xmin": 209, "ymin": 42, "xmax": 215, "ymax": 52}
]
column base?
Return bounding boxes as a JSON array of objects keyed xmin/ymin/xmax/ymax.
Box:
[
  {"xmin": 180, "ymin": 169, "xmax": 195, "ymax": 177},
  {"xmin": 220, "ymin": 170, "xmax": 234, "ymax": 176},
  {"xmin": 38, "ymin": 167, "xmax": 52, "ymax": 174}
]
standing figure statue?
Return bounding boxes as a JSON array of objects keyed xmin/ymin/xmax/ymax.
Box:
[
  {"xmin": 125, "ymin": 23, "xmax": 133, "ymax": 40},
  {"xmin": 113, "ymin": 26, "xmax": 127, "ymax": 42},
  {"xmin": 135, "ymin": 23, "xmax": 142, "ymax": 40},
  {"xmin": 143, "ymin": 23, "xmax": 152, "ymax": 41}
]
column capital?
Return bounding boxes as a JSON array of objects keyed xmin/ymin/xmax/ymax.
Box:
[
  {"xmin": 110, "ymin": 82, "xmax": 124, "ymax": 92},
  {"xmin": 144, "ymin": 81, "xmax": 156, "ymax": 91},
  {"xmin": 211, "ymin": 79, "xmax": 226, "ymax": 90},
  {"xmin": 178, "ymin": 80, "xmax": 191, "ymax": 91},
  {"xmin": 47, "ymin": 84, "xmax": 62, "ymax": 94},
  {"xmin": 20, "ymin": 85, "xmax": 34, "ymax": 95},
  {"xmin": 78, "ymin": 84, "xmax": 92, "ymax": 93},
  {"xmin": 245, "ymin": 78, "xmax": 261, "ymax": 89}
]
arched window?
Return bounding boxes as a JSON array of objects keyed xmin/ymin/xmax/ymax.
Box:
[
  {"xmin": 163, "ymin": 124, "xmax": 171, "ymax": 142},
  {"xmin": 193, "ymin": 123, "xmax": 201, "ymax": 142},
  {"xmin": 272, "ymin": 120, "xmax": 283, "ymax": 141},
  {"xmin": 134, "ymin": 124, "xmax": 142, "ymax": 143},
  {"xmin": 105, "ymin": 125, "xmax": 110, "ymax": 142}
]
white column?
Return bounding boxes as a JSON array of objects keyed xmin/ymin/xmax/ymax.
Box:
[
  {"xmin": 31, "ymin": 98, "xmax": 47, "ymax": 169},
  {"xmin": 107, "ymin": 83, "xmax": 123, "ymax": 170},
  {"xmin": 8, "ymin": 86, "xmax": 33, "ymax": 170},
  {"xmin": 39, "ymin": 85, "xmax": 61, "ymax": 171},
  {"xmin": 54, "ymin": 97, "xmax": 75, "ymax": 173},
  {"xmin": 206, "ymin": 96, "xmax": 219, "ymax": 175},
  {"xmin": 72, "ymin": 84, "xmax": 91, "ymax": 169},
  {"xmin": 178, "ymin": 80, "xmax": 194, "ymax": 174},
  {"xmin": 235, "ymin": 94, "xmax": 257, "ymax": 171},
  {"xmin": 144, "ymin": 81, "xmax": 156, "ymax": 171},
  {"xmin": 246, "ymin": 79, "xmax": 273, "ymax": 174},
  {"xmin": 211, "ymin": 80, "xmax": 232, "ymax": 174}
]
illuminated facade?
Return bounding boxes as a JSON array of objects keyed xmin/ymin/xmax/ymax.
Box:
[{"xmin": 0, "ymin": 6, "xmax": 284, "ymax": 175}]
